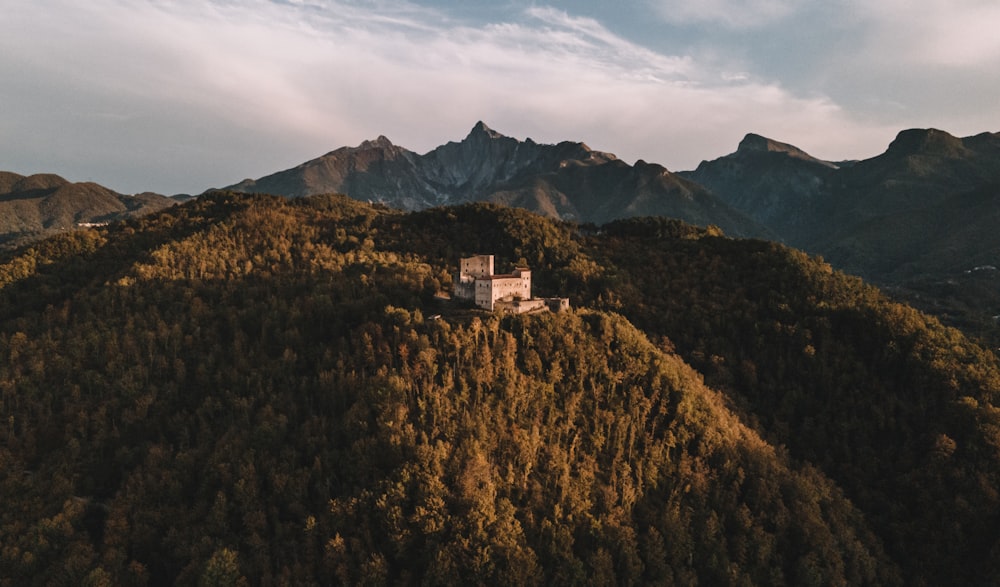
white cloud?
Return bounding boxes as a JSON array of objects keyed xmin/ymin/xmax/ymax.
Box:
[
  {"xmin": 0, "ymin": 0, "xmax": 894, "ymax": 193},
  {"xmin": 646, "ymin": 0, "xmax": 1000, "ymax": 67},
  {"xmin": 638, "ymin": 0, "xmax": 1000, "ymax": 148},
  {"xmin": 777, "ymin": 0, "xmax": 1000, "ymax": 138},
  {"xmin": 849, "ymin": 0, "xmax": 1000, "ymax": 67}
]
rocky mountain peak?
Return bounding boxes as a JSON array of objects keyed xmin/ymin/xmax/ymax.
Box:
[
  {"xmin": 467, "ymin": 121, "xmax": 505, "ymax": 141},
  {"xmin": 0, "ymin": 171, "xmax": 25, "ymax": 194},
  {"xmin": 886, "ymin": 128, "xmax": 968, "ymax": 158},
  {"xmin": 737, "ymin": 133, "xmax": 773, "ymax": 152},
  {"xmin": 220, "ymin": 121, "xmax": 765, "ymax": 235},
  {"xmin": 358, "ymin": 135, "xmax": 395, "ymax": 150},
  {"xmin": 738, "ymin": 133, "xmax": 812, "ymax": 158}
]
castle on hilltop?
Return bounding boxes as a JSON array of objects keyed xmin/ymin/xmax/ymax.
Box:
[{"xmin": 454, "ymin": 254, "xmax": 570, "ymax": 314}]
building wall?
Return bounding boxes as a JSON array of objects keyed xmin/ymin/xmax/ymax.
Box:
[
  {"xmin": 475, "ymin": 279, "xmax": 493, "ymax": 310},
  {"xmin": 495, "ymin": 298, "xmax": 547, "ymax": 314},
  {"xmin": 457, "ymin": 255, "xmax": 539, "ymax": 311},
  {"xmin": 545, "ymin": 298, "xmax": 571, "ymax": 313},
  {"xmin": 512, "ymin": 268, "xmax": 531, "ymax": 300},
  {"xmin": 456, "ymin": 255, "xmax": 495, "ymax": 302},
  {"xmin": 461, "ymin": 255, "xmax": 494, "ymax": 280}
]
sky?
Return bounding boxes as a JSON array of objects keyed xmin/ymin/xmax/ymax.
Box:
[{"xmin": 2, "ymin": 0, "xmax": 998, "ymax": 195}]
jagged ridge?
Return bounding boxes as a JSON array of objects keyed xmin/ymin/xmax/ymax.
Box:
[{"xmin": 224, "ymin": 122, "xmax": 768, "ymax": 236}]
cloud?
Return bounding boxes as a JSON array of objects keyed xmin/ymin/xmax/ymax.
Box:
[
  {"xmin": 640, "ymin": 0, "xmax": 1000, "ymax": 144},
  {"xmin": 647, "ymin": 0, "xmax": 1000, "ymax": 67},
  {"xmin": 0, "ymin": 0, "xmax": 893, "ymax": 193},
  {"xmin": 848, "ymin": 0, "xmax": 1000, "ymax": 67},
  {"xmin": 647, "ymin": 0, "xmax": 797, "ymax": 28},
  {"xmin": 781, "ymin": 0, "xmax": 1000, "ymax": 136}
]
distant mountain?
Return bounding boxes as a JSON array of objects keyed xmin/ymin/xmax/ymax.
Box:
[
  {"xmin": 224, "ymin": 122, "xmax": 770, "ymax": 237},
  {"xmin": 0, "ymin": 171, "xmax": 175, "ymax": 248},
  {"xmin": 684, "ymin": 128, "xmax": 1000, "ymax": 263},
  {"xmin": 810, "ymin": 129, "xmax": 1000, "ymax": 264},
  {"xmin": 679, "ymin": 133, "xmax": 840, "ymax": 242},
  {"xmin": 680, "ymin": 128, "xmax": 1000, "ymax": 343}
]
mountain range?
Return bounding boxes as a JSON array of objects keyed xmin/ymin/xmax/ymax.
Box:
[
  {"xmin": 4, "ymin": 121, "xmax": 1000, "ymax": 583},
  {"xmin": 0, "ymin": 171, "xmax": 175, "ymax": 249},
  {"xmin": 220, "ymin": 122, "xmax": 1000, "ymax": 343},
  {"xmin": 225, "ymin": 121, "xmax": 768, "ymax": 238},
  {"xmin": 683, "ymin": 127, "xmax": 1000, "ymax": 274},
  {"xmin": 682, "ymin": 127, "xmax": 1000, "ymax": 342},
  {"xmin": 222, "ymin": 123, "xmax": 1000, "ymax": 279},
  {"xmin": 5, "ymin": 122, "xmax": 1000, "ymax": 341}
]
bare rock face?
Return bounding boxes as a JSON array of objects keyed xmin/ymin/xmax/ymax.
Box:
[
  {"xmin": 885, "ymin": 128, "xmax": 971, "ymax": 158},
  {"xmin": 223, "ymin": 122, "xmax": 768, "ymax": 237},
  {"xmin": 421, "ymin": 122, "xmax": 584, "ymax": 195},
  {"xmin": 229, "ymin": 135, "xmax": 425, "ymax": 204}
]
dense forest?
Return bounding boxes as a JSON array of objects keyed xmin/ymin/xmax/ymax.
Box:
[{"xmin": 1, "ymin": 192, "xmax": 999, "ymax": 585}]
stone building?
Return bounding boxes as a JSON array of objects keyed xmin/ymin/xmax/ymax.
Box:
[{"xmin": 454, "ymin": 254, "xmax": 568, "ymax": 314}]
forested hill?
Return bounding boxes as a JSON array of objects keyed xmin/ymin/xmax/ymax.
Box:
[
  {"xmin": 1, "ymin": 193, "xmax": 999, "ymax": 585},
  {"xmin": 0, "ymin": 171, "xmax": 175, "ymax": 249}
]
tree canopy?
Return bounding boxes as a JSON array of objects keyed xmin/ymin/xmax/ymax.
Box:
[{"xmin": 1, "ymin": 192, "xmax": 998, "ymax": 584}]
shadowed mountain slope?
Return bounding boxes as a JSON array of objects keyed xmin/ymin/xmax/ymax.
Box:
[
  {"xmin": 225, "ymin": 122, "xmax": 769, "ymax": 237},
  {"xmin": 679, "ymin": 133, "xmax": 840, "ymax": 240},
  {"xmin": 680, "ymin": 128, "xmax": 1000, "ymax": 344},
  {"xmin": 810, "ymin": 129, "xmax": 1000, "ymax": 256}
]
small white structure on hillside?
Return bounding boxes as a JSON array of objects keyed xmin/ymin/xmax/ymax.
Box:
[{"xmin": 454, "ymin": 254, "xmax": 569, "ymax": 314}]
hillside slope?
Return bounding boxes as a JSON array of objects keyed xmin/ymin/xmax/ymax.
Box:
[
  {"xmin": 682, "ymin": 129, "xmax": 1000, "ymax": 345},
  {"xmin": 0, "ymin": 171, "xmax": 175, "ymax": 248},
  {"xmin": 2, "ymin": 195, "xmax": 999, "ymax": 584},
  {"xmin": 679, "ymin": 133, "xmax": 839, "ymax": 241}
]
